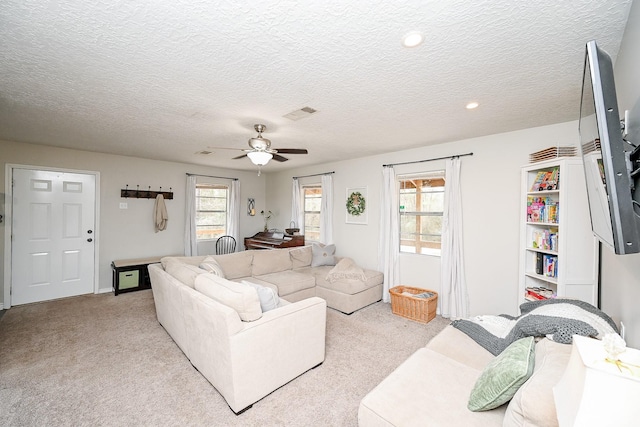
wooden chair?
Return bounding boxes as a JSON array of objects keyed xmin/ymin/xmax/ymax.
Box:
[{"xmin": 216, "ymin": 235, "xmax": 237, "ymax": 255}]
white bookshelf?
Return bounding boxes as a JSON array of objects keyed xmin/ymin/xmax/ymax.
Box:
[{"xmin": 518, "ymin": 157, "xmax": 598, "ymax": 306}]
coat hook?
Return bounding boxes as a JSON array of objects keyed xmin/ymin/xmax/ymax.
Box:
[{"xmin": 160, "ymin": 186, "xmax": 162, "ymax": 192}]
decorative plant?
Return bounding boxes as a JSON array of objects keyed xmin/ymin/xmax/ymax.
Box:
[{"xmin": 260, "ymin": 210, "xmax": 273, "ymax": 231}]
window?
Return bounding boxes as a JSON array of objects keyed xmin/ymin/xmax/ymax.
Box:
[
  {"xmin": 399, "ymin": 172, "xmax": 445, "ymax": 255},
  {"xmin": 195, "ymin": 184, "xmax": 228, "ymax": 240},
  {"xmin": 303, "ymin": 185, "xmax": 321, "ymax": 241}
]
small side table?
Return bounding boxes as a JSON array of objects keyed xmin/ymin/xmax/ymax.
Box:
[{"xmin": 111, "ymin": 256, "xmax": 163, "ymax": 295}]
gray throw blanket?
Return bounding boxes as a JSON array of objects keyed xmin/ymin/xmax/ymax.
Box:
[{"xmin": 451, "ymin": 299, "xmax": 618, "ymax": 356}]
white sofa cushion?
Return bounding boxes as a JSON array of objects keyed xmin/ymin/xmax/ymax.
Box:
[
  {"xmin": 358, "ymin": 348, "xmax": 506, "ymax": 426},
  {"xmin": 290, "ymin": 245, "xmax": 312, "ymax": 269},
  {"xmin": 195, "ymin": 273, "xmax": 262, "ymax": 322},
  {"xmin": 164, "ymin": 261, "xmax": 206, "ymax": 288},
  {"xmin": 251, "ymin": 249, "xmax": 293, "ymax": 276},
  {"xmin": 254, "ymin": 270, "xmax": 316, "ymax": 297},
  {"xmin": 503, "ymin": 338, "xmax": 572, "ymax": 426},
  {"xmin": 212, "ymin": 251, "xmax": 254, "ymax": 279}
]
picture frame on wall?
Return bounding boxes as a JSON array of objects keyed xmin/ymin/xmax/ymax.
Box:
[{"xmin": 346, "ymin": 187, "xmax": 368, "ymax": 224}]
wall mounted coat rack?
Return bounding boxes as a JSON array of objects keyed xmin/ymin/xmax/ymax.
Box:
[{"xmin": 121, "ymin": 185, "xmax": 174, "ymax": 200}]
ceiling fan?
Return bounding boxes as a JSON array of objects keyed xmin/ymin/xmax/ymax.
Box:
[{"xmin": 231, "ymin": 124, "xmax": 308, "ymax": 166}]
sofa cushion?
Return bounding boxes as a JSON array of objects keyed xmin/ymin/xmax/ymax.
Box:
[
  {"xmin": 468, "ymin": 336, "xmax": 535, "ymax": 412},
  {"xmin": 426, "ymin": 325, "xmax": 495, "ymax": 371},
  {"xmin": 311, "ymin": 243, "xmax": 336, "ymax": 267},
  {"xmin": 251, "ymin": 249, "xmax": 293, "ymax": 276},
  {"xmin": 254, "ymin": 270, "xmax": 316, "ymax": 297},
  {"xmin": 290, "ymin": 245, "xmax": 312, "ymax": 269},
  {"xmin": 194, "ymin": 274, "xmax": 262, "ymax": 322},
  {"xmin": 164, "ymin": 261, "xmax": 206, "ymax": 288},
  {"xmin": 358, "ymin": 347, "xmax": 506, "ymax": 426},
  {"xmin": 242, "ymin": 280, "xmax": 280, "ymax": 312},
  {"xmin": 304, "ymin": 266, "xmax": 383, "ymax": 295},
  {"xmin": 504, "ymin": 338, "xmax": 571, "ymax": 426},
  {"xmin": 161, "ymin": 255, "xmax": 207, "ymax": 269},
  {"xmin": 212, "ymin": 251, "xmax": 254, "ymax": 279},
  {"xmin": 200, "ymin": 256, "xmax": 226, "ymax": 278}
]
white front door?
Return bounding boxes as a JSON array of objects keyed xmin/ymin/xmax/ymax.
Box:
[{"xmin": 11, "ymin": 169, "xmax": 96, "ymax": 305}]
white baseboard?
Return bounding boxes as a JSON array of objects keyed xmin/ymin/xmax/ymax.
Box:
[
  {"xmin": 98, "ymin": 288, "xmax": 113, "ymax": 294},
  {"xmin": 0, "ymin": 303, "xmax": 4, "ymax": 310}
]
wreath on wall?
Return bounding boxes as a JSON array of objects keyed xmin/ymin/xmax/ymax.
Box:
[{"xmin": 346, "ymin": 191, "xmax": 366, "ymax": 216}]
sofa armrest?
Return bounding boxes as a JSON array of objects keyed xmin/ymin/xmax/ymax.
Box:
[
  {"xmin": 227, "ymin": 297, "xmax": 327, "ymax": 411},
  {"xmin": 183, "ymin": 293, "xmax": 326, "ymax": 413}
]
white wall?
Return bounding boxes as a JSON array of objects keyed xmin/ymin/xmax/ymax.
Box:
[
  {"xmin": 267, "ymin": 121, "xmax": 580, "ymax": 317},
  {"xmin": 602, "ymin": 0, "xmax": 640, "ymax": 348},
  {"xmin": 0, "ymin": 139, "xmax": 267, "ymax": 305}
]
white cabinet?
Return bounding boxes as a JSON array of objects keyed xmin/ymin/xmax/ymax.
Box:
[{"xmin": 519, "ymin": 158, "xmax": 598, "ymax": 306}]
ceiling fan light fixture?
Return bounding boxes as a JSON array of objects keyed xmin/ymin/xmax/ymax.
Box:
[{"xmin": 247, "ymin": 151, "xmax": 273, "ymax": 166}]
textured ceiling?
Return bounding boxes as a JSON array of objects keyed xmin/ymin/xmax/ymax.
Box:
[{"xmin": 0, "ymin": 0, "xmax": 633, "ymax": 172}]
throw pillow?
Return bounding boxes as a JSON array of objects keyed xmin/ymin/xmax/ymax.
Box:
[
  {"xmin": 311, "ymin": 243, "xmax": 336, "ymax": 267},
  {"xmin": 199, "ymin": 256, "xmax": 226, "ymax": 278},
  {"xmin": 194, "ymin": 274, "xmax": 262, "ymax": 322},
  {"xmin": 241, "ymin": 281, "xmax": 280, "ymax": 312},
  {"xmin": 468, "ymin": 336, "xmax": 535, "ymax": 412}
]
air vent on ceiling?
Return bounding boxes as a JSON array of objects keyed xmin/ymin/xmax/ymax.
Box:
[
  {"xmin": 283, "ymin": 106, "xmax": 318, "ymax": 121},
  {"xmin": 195, "ymin": 150, "xmax": 213, "ymax": 155}
]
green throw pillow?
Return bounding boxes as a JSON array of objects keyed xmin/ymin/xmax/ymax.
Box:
[{"xmin": 468, "ymin": 336, "xmax": 535, "ymax": 412}]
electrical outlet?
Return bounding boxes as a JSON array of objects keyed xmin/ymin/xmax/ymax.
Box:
[
  {"xmin": 119, "ymin": 202, "xmax": 128, "ymax": 209},
  {"xmin": 620, "ymin": 321, "xmax": 626, "ymax": 340}
]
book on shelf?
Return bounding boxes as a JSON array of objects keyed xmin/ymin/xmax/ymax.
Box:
[
  {"xmin": 531, "ymin": 229, "xmax": 558, "ymax": 251},
  {"xmin": 525, "ymin": 287, "xmax": 556, "ymax": 301},
  {"xmin": 526, "ymin": 196, "xmax": 559, "ymax": 223},
  {"xmin": 530, "ymin": 167, "xmax": 560, "ymax": 192},
  {"xmin": 543, "ymin": 255, "xmax": 558, "ymax": 278}
]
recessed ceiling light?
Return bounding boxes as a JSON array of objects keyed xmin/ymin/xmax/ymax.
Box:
[
  {"xmin": 402, "ymin": 31, "xmax": 424, "ymax": 48},
  {"xmin": 466, "ymin": 102, "xmax": 479, "ymax": 110}
]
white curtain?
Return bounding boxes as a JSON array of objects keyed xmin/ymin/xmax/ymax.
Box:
[
  {"xmin": 184, "ymin": 175, "xmax": 198, "ymax": 256},
  {"xmin": 440, "ymin": 157, "xmax": 469, "ymax": 319},
  {"xmin": 320, "ymin": 174, "xmax": 333, "ymax": 244},
  {"xmin": 291, "ymin": 178, "xmax": 303, "ymax": 231},
  {"xmin": 378, "ymin": 166, "xmax": 400, "ymax": 303},
  {"xmin": 227, "ymin": 179, "xmax": 240, "ymax": 251}
]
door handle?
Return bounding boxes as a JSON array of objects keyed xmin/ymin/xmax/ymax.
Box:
[
  {"xmin": 87, "ymin": 230, "xmax": 93, "ymax": 234},
  {"xmin": 87, "ymin": 238, "xmax": 93, "ymax": 242}
]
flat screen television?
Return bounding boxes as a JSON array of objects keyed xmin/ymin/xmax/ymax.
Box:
[{"xmin": 578, "ymin": 40, "xmax": 640, "ymax": 254}]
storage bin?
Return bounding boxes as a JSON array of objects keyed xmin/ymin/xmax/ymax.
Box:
[{"xmin": 389, "ymin": 286, "xmax": 438, "ymax": 324}]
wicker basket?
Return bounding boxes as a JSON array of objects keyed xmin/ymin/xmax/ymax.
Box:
[{"xmin": 389, "ymin": 286, "xmax": 438, "ymax": 324}]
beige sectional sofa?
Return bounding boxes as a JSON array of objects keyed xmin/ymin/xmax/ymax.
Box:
[
  {"xmin": 159, "ymin": 245, "xmax": 384, "ymax": 314},
  {"xmin": 358, "ymin": 325, "xmax": 572, "ymax": 426},
  {"xmin": 149, "ymin": 260, "xmax": 327, "ymax": 414}
]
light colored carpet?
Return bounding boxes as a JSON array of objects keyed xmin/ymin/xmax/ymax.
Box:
[{"xmin": 0, "ymin": 290, "xmax": 449, "ymax": 426}]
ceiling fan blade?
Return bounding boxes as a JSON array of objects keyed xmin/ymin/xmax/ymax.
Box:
[
  {"xmin": 232, "ymin": 153, "xmax": 248, "ymax": 160},
  {"xmin": 274, "ymin": 148, "xmax": 308, "ymax": 154},
  {"xmin": 208, "ymin": 146, "xmax": 246, "ymax": 151},
  {"xmin": 272, "ymin": 154, "xmax": 289, "ymax": 162}
]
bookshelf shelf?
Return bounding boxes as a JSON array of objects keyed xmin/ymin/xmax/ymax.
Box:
[
  {"xmin": 524, "ymin": 272, "xmax": 558, "ymax": 284},
  {"xmin": 525, "ymin": 247, "xmax": 558, "ymax": 256},
  {"xmin": 519, "ymin": 157, "xmax": 598, "ymax": 307}
]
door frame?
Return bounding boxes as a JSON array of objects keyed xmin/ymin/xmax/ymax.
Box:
[{"xmin": 3, "ymin": 164, "xmax": 101, "ymax": 309}]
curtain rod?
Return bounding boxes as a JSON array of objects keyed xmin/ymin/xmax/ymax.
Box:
[
  {"xmin": 292, "ymin": 171, "xmax": 335, "ymax": 179},
  {"xmin": 383, "ymin": 152, "xmax": 473, "ymax": 167},
  {"xmin": 186, "ymin": 173, "xmax": 238, "ymax": 181}
]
